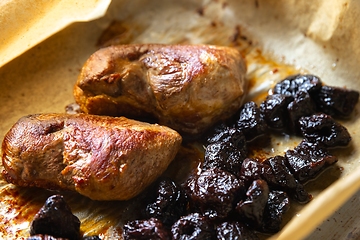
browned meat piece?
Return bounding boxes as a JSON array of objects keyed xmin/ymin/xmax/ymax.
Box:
[
  {"xmin": 2, "ymin": 113, "xmax": 182, "ymax": 201},
  {"xmin": 74, "ymin": 44, "xmax": 247, "ymax": 137}
]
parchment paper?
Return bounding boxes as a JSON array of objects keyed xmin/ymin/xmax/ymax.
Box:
[{"xmin": 1, "ymin": 0, "xmax": 360, "ymax": 239}]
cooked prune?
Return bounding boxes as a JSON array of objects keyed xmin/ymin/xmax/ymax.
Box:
[
  {"xmin": 30, "ymin": 195, "xmax": 81, "ymax": 240},
  {"xmin": 123, "ymin": 218, "xmax": 170, "ymax": 240},
  {"xmin": 261, "ymin": 191, "xmax": 290, "ymax": 233},
  {"xmin": 203, "ymin": 122, "xmax": 230, "ymax": 145},
  {"xmin": 285, "ymin": 140, "xmax": 338, "ymax": 183},
  {"xmin": 299, "ymin": 113, "xmax": 351, "ymax": 148},
  {"xmin": 236, "ymin": 179, "xmax": 270, "ymax": 228},
  {"xmin": 260, "ymin": 94, "xmax": 293, "ymax": 132},
  {"xmin": 235, "ymin": 101, "xmax": 268, "ymax": 141},
  {"xmin": 287, "ymin": 91, "xmax": 317, "ymax": 133},
  {"xmin": 26, "ymin": 235, "xmax": 63, "ymax": 240},
  {"xmin": 216, "ymin": 221, "xmax": 259, "ymax": 240},
  {"xmin": 83, "ymin": 236, "xmax": 101, "ymax": 240},
  {"xmin": 203, "ymin": 128, "xmax": 247, "ymax": 175},
  {"xmin": 315, "ymin": 85, "xmax": 359, "ymax": 118},
  {"xmin": 186, "ymin": 168, "xmax": 245, "ymax": 220},
  {"xmin": 238, "ymin": 158, "xmax": 273, "ymax": 186},
  {"xmin": 272, "ymin": 74, "xmax": 322, "ymax": 97},
  {"xmin": 263, "ymin": 156, "xmax": 310, "ymax": 203},
  {"xmin": 171, "ymin": 213, "xmax": 215, "ymax": 240},
  {"xmin": 145, "ymin": 178, "xmax": 188, "ymax": 226}
]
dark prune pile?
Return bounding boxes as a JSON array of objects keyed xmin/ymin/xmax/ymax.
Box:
[
  {"xmin": 171, "ymin": 213, "xmax": 216, "ymax": 240},
  {"xmin": 27, "ymin": 195, "xmax": 101, "ymax": 240},
  {"xmin": 185, "ymin": 168, "xmax": 245, "ymax": 221},
  {"xmin": 203, "ymin": 127, "xmax": 247, "ymax": 175},
  {"xmin": 145, "ymin": 178, "xmax": 188, "ymax": 227},
  {"xmin": 123, "ymin": 218, "xmax": 171, "ymax": 240},
  {"xmin": 216, "ymin": 221, "xmax": 259, "ymax": 240},
  {"xmin": 299, "ymin": 113, "xmax": 351, "ymax": 147},
  {"xmin": 122, "ymin": 74, "xmax": 359, "ymax": 239}
]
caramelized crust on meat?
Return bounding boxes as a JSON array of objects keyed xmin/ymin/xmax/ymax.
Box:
[
  {"xmin": 2, "ymin": 113, "xmax": 182, "ymax": 201},
  {"xmin": 74, "ymin": 44, "xmax": 247, "ymax": 137}
]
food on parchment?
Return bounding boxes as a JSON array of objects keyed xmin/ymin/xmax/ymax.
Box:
[
  {"xmin": 2, "ymin": 113, "xmax": 182, "ymax": 201},
  {"xmin": 285, "ymin": 140, "xmax": 338, "ymax": 183},
  {"xmin": 122, "ymin": 74, "xmax": 359, "ymax": 239},
  {"xmin": 74, "ymin": 44, "xmax": 247, "ymax": 137},
  {"xmin": 315, "ymin": 86, "xmax": 360, "ymax": 117},
  {"xmin": 299, "ymin": 113, "xmax": 351, "ymax": 147}
]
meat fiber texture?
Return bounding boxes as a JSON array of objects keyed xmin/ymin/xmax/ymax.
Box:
[
  {"xmin": 1, "ymin": 0, "xmax": 360, "ymax": 240},
  {"xmin": 2, "ymin": 113, "xmax": 182, "ymax": 201},
  {"xmin": 74, "ymin": 44, "xmax": 247, "ymax": 137}
]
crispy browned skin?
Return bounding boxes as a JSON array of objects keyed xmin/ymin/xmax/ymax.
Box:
[
  {"xmin": 2, "ymin": 113, "xmax": 182, "ymax": 201},
  {"xmin": 74, "ymin": 44, "xmax": 247, "ymax": 137}
]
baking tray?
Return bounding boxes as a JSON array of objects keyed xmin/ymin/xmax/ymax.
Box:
[{"xmin": 1, "ymin": 0, "xmax": 360, "ymax": 239}]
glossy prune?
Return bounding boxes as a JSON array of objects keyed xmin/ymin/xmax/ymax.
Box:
[
  {"xmin": 299, "ymin": 113, "xmax": 351, "ymax": 148},
  {"xmin": 83, "ymin": 236, "xmax": 102, "ymax": 240},
  {"xmin": 287, "ymin": 91, "xmax": 317, "ymax": 133},
  {"xmin": 186, "ymin": 168, "xmax": 245, "ymax": 220},
  {"xmin": 272, "ymin": 74, "xmax": 322, "ymax": 97},
  {"xmin": 285, "ymin": 140, "xmax": 338, "ymax": 183},
  {"xmin": 263, "ymin": 156, "xmax": 310, "ymax": 203},
  {"xmin": 260, "ymin": 94, "xmax": 293, "ymax": 132},
  {"xmin": 26, "ymin": 235, "xmax": 60, "ymax": 240},
  {"xmin": 261, "ymin": 191, "xmax": 290, "ymax": 233},
  {"xmin": 203, "ymin": 128, "xmax": 247, "ymax": 175},
  {"xmin": 216, "ymin": 221, "xmax": 259, "ymax": 240},
  {"xmin": 238, "ymin": 158, "xmax": 273, "ymax": 186},
  {"xmin": 30, "ymin": 195, "xmax": 81, "ymax": 240},
  {"xmin": 145, "ymin": 178, "xmax": 188, "ymax": 226},
  {"xmin": 123, "ymin": 218, "xmax": 170, "ymax": 240},
  {"xmin": 236, "ymin": 179, "xmax": 270, "ymax": 228},
  {"xmin": 235, "ymin": 101, "xmax": 268, "ymax": 141},
  {"xmin": 171, "ymin": 213, "xmax": 215, "ymax": 240},
  {"xmin": 315, "ymin": 85, "xmax": 359, "ymax": 118},
  {"xmin": 203, "ymin": 122, "xmax": 230, "ymax": 145}
]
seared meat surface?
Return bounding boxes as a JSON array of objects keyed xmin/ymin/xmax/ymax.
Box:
[
  {"xmin": 2, "ymin": 113, "xmax": 182, "ymax": 200},
  {"xmin": 74, "ymin": 44, "xmax": 247, "ymax": 137}
]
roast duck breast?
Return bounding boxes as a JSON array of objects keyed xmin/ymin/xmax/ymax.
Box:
[
  {"xmin": 74, "ymin": 44, "xmax": 248, "ymax": 137},
  {"xmin": 2, "ymin": 113, "xmax": 182, "ymax": 200}
]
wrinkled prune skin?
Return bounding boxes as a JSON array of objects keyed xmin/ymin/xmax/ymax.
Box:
[
  {"xmin": 272, "ymin": 74, "xmax": 322, "ymax": 97},
  {"xmin": 285, "ymin": 140, "xmax": 338, "ymax": 183},
  {"xmin": 287, "ymin": 91, "xmax": 317, "ymax": 133},
  {"xmin": 145, "ymin": 178, "xmax": 188, "ymax": 227},
  {"xmin": 238, "ymin": 158, "xmax": 273, "ymax": 186},
  {"xmin": 186, "ymin": 168, "xmax": 245, "ymax": 220},
  {"xmin": 235, "ymin": 101, "xmax": 268, "ymax": 141},
  {"xmin": 171, "ymin": 213, "xmax": 216, "ymax": 240},
  {"xmin": 203, "ymin": 122, "xmax": 230, "ymax": 145},
  {"xmin": 299, "ymin": 113, "xmax": 351, "ymax": 148},
  {"xmin": 82, "ymin": 236, "xmax": 101, "ymax": 240},
  {"xmin": 30, "ymin": 195, "xmax": 81, "ymax": 240},
  {"xmin": 203, "ymin": 128, "xmax": 247, "ymax": 175},
  {"xmin": 26, "ymin": 235, "xmax": 64, "ymax": 240},
  {"xmin": 123, "ymin": 218, "xmax": 170, "ymax": 240},
  {"xmin": 236, "ymin": 179, "xmax": 270, "ymax": 228},
  {"xmin": 263, "ymin": 156, "xmax": 310, "ymax": 203},
  {"xmin": 216, "ymin": 221, "xmax": 259, "ymax": 240},
  {"xmin": 261, "ymin": 191, "xmax": 290, "ymax": 233},
  {"xmin": 315, "ymin": 85, "xmax": 359, "ymax": 118},
  {"xmin": 260, "ymin": 94, "xmax": 294, "ymax": 132}
]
